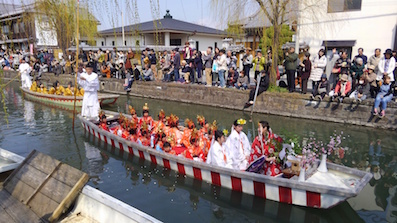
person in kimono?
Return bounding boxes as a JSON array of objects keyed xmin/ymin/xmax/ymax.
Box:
[
  {"xmin": 225, "ymin": 119, "xmax": 251, "ymax": 170},
  {"xmin": 78, "ymin": 62, "xmax": 100, "ymax": 119},
  {"xmin": 206, "ymin": 130, "xmax": 233, "ymax": 168}
]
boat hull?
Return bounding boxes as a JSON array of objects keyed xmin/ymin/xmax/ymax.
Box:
[
  {"xmin": 79, "ymin": 113, "xmax": 372, "ymax": 209},
  {"xmin": 0, "ymin": 148, "xmax": 24, "ymax": 174},
  {"xmin": 20, "ymin": 87, "xmax": 119, "ymax": 108}
]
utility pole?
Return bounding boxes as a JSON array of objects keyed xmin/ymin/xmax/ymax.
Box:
[
  {"xmin": 72, "ymin": 0, "xmax": 79, "ymax": 129},
  {"xmin": 122, "ymin": 10, "xmax": 125, "ymax": 46},
  {"xmin": 295, "ymin": 1, "xmax": 300, "ymax": 54}
]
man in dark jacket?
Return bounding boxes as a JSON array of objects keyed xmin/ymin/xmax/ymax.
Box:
[
  {"xmin": 173, "ymin": 48, "xmax": 180, "ymax": 82},
  {"xmin": 284, "ymin": 47, "xmax": 299, "ymax": 93},
  {"xmin": 244, "ymin": 69, "xmax": 270, "ymax": 108}
]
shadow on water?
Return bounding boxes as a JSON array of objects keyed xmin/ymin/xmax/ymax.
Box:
[{"xmin": 84, "ymin": 130, "xmax": 365, "ymax": 223}]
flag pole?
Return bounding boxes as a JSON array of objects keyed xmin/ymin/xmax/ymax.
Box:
[{"xmin": 72, "ymin": 0, "xmax": 79, "ymax": 129}]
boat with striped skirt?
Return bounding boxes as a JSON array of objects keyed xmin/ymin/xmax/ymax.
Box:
[
  {"xmin": 78, "ymin": 110, "xmax": 372, "ymax": 209},
  {"xmin": 20, "ymin": 87, "xmax": 119, "ymax": 109}
]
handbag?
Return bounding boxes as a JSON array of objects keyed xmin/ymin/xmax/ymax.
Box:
[
  {"xmin": 212, "ymin": 62, "xmax": 218, "ymax": 73},
  {"xmin": 332, "ymin": 67, "xmax": 341, "ymax": 74}
]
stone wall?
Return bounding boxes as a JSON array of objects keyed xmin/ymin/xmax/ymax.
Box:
[{"xmin": 3, "ymin": 71, "xmax": 397, "ymax": 130}]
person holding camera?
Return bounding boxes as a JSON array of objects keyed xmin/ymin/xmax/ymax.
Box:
[
  {"xmin": 242, "ymin": 48, "xmax": 253, "ymax": 83},
  {"xmin": 284, "ymin": 47, "xmax": 299, "ymax": 93}
]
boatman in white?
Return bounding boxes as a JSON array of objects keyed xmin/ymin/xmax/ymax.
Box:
[
  {"xmin": 206, "ymin": 130, "xmax": 233, "ymax": 169},
  {"xmin": 19, "ymin": 58, "xmax": 32, "ymax": 89},
  {"xmin": 225, "ymin": 119, "xmax": 251, "ymax": 170},
  {"xmin": 78, "ymin": 62, "xmax": 100, "ymax": 119}
]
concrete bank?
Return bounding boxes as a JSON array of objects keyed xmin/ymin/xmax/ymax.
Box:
[{"xmin": 3, "ymin": 71, "xmax": 397, "ymax": 130}]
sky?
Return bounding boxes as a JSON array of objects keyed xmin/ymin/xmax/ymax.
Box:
[{"xmin": 1, "ymin": 0, "xmax": 257, "ymax": 31}]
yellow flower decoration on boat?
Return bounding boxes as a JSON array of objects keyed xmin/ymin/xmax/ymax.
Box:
[
  {"xmin": 237, "ymin": 119, "xmax": 246, "ymax": 125},
  {"xmin": 222, "ymin": 129, "xmax": 229, "ymax": 136}
]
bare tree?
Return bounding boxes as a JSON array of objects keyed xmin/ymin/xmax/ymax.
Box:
[{"xmin": 212, "ymin": 0, "xmax": 323, "ymax": 85}]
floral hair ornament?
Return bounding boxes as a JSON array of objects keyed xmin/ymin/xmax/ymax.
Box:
[
  {"xmin": 237, "ymin": 118, "xmax": 246, "ymax": 125},
  {"xmin": 222, "ymin": 129, "xmax": 229, "ymax": 136}
]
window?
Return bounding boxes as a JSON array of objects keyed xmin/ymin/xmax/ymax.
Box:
[
  {"xmin": 101, "ymin": 41, "xmax": 104, "ymax": 46},
  {"xmin": 19, "ymin": 22, "xmax": 25, "ymax": 33},
  {"xmin": 214, "ymin": 42, "xmax": 217, "ymax": 49},
  {"xmin": 13, "ymin": 23, "xmax": 19, "ymax": 33},
  {"xmin": 170, "ymin": 38, "xmax": 181, "ymax": 46},
  {"xmin": 2, "ymin": 25, "xmax": 9, "ymax": 34},
  {"xmin": 112, "ymin": 41, "xmax": 115, "ymax": 46},
  {"xmin": 124, "ymin": 41, "xmax": 127, "ymax": 46},
  {"xmin": 195, "ymin": 41, "xmax": 199, "ymax": 51},
  {"xmin": 328, "ymin": 0, "xmax": 362, "ymax": 13},
  {"xmin": 135, "ymin": 40, "xmax": 140, "ymax": 46}
]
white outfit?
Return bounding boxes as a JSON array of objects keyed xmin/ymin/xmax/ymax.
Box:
[
  {"xmin": 78, "ymin": 72, "xmax": 100, "ymax": 118},
  {"xmin": 19, "ymin": 62, "xmax": 32, "ymax": 88},
  {"xmin": 310, "ymin": 55, "xmax": 327, "ymax": 82},
  {"xmin": 217, "ymin": 54, "xmax": 228, "ymax": 71},
  {"xmin": 206, "ymin": 141, "xmax": 233, "ymax": 169},
  {"xmin": 225, "ymin": 129, "xmax": 251, "ymax": 170},
  {"xmin": 377, "ymin": 57, "xmax": 396, "ymax": 81}
]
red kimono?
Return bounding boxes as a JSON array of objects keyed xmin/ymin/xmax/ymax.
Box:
[
  {"xmin": 249, "ymin": 132, "xmax": 283, "ymax": 176},
  {"xmin": 138, "ymin": 116, "xmax": 154, "ymax": 130},
  {"xmin": 99, "ymin": 123, "xmax": 109, "ymax": 131}
]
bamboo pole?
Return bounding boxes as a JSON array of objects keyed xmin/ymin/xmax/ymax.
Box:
[
  {"xmin": 250, "ymin": 74, "xmax": 261, "ymax": 116},
  {"xmin": 72, "ymin": 0, "xmax": 80, "ymax": 129}
]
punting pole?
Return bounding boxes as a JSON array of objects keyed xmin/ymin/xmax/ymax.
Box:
[
  {"xmin": 250, "ymin": 74, "xmax": 261, "ymax": 116},
  {"xmin": 72, "ymin": 0, "xmax": 80, "ymax": 129}
]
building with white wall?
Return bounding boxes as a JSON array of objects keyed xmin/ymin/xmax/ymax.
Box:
[
  {"xmin": 298, "ymin": 0, "xmax": 397, "ymax": 59},
  {"xmin": 96, "ymin": 10, "xmax": 227, "ymax": 52}
]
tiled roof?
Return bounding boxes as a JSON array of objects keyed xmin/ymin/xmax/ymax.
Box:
[{"xmin": 99, "ymin": 17, "xmax": 226, "ymax": 36}]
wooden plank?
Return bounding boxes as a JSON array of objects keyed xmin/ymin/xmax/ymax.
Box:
[
  {"xmin": 26, "ymin": 152, "xmax": 61, "ymax": 175},
  {"xmin": 0, "ymin": 209, "xmax": 16, "ymax": 223},
  {"xmin": 29, "ymin": 192, "xmax": 59, "ymax": 220},
  {"xmin": 51, "ymin": 164, "xmax": 84, "ymax": 188},
  {"xmin": 25, "ymin": 162, "xmax": 62, "ymax": 205},
  {"xmin": 12, "ymin": 164, "xmax": 47, "ymax": 189},
  {"xmin": 0, "ymin": 190, "xmax": 43, "ymax": 223},
  {"xmin": 39, "ymin": 177, "xmax": 72, "ymax": 204},
  {"xmin": 4, "ymin": 176, "xmax": 35, "ymax": 203},
  {"xmin": 48, "ymin": 173, "xmax": 89, "ymax": 222}
]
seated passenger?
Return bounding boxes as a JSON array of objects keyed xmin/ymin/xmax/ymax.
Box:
[
  {"xmin": 163, "ymin": 142, "xmax": 176, "ymax": 155},
  {"xmin": 37, "ymin": 83, "xmax": 48, "ymax": 94},
  {"xmin": 64, "ymin": 82, "xmax": 74, "ymax": 96},
  {"xmin": 98, "ymin": 114, "xmax": 109, "ymax": 131},
  {"xmin": 206, "ymin": 130, "xmax": 232, "ymax": 168},
  {"xmin": 30, "ymin": 79, "xmax": 38, "ymax": 92}
]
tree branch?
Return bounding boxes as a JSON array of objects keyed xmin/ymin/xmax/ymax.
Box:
[{"xmin": 254, "ymin": 0, "xmax": 274, "ymax": 24}]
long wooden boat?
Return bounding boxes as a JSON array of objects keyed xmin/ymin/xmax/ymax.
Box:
[
  {"xmin": 20, "ymin": 87, "xmax": 119, "ymax": 108},
  {"xmin": 78, "ymin": 110, "xmax": 373, "ymax": 209},
  {"xmin": 0, "ymin": 148, "xmax": 24, "ymax": 174},
  {"xmin": 61, "ymin": 185, "xmax": 162, "ymax": 223}
]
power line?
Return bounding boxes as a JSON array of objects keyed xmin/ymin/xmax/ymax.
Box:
[{"xmin": 300, "ymin": 12, "xmax": 397, "ymax": 26}]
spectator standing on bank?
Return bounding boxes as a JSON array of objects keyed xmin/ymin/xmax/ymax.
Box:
[
  {"xmin": 183, "ymin": 41, "xmax": 193, "ymax": 62},
  {"xmin": 368, "ymin": 48, "xmax": 382, "ymax": 74},
  {"xmin": 203, "ymin": 46, "xmax": 213, "ymax": 86},
  {"xmin": 335, "ymin": 50, "xmax": 351, "ymax": 79},
  {"xmin": 226, "ymin": 50, "xmax": 237, "ymax": 71},
  {"xmin": 242, "ymin": 48, "xmax": 253, "ymax": 83},
  {"xmin": 217, "ymin": 49, "xmax": 227, "ymax": 88},
  {"xmin": 284, "ymin": 47, "xmax": 299, "ymax": 93},
  {"xmin": 377, "ymin": 49, "xmax": 396, "ymax": 82},
  {"xmin": 353, "ymin": 48, "xmax": 368, "ymax": 65},
  {"xmin": 392, "ymin": 50, "xmax": 397, "ymax": 82},
  {"xmin": 149, "ymin": 49, "xmax": 157, "ymax": 80},
  {"xmin": 299, "ymin": 52, "xmax": 312, "ymax": 94},
  {"xmin": 173, "ymin": 48, "xmax": 181, "ymax": 82},
  {"xmin": 253, "ymin": 49, "xmax": 266, "ymax": 81},
  {"xmin": 101, "ymin": 63, "xmax": 111, "ymax": 78},
  {"xmin": 194, "ymin": 50, "xmax": 203, "ymax": 84},
  {"xmin": 212, "ymin": 47, "xmax": 220, "ymax": 86},
  {"xmin": 190, "ymin": 49, "xmax": 197, "ymax": 83},
  {"xmin": 310, "ymin": 49, "xmax": 327, "ymax": 91},
  {"xmin": 326, "ymin": 49, "xmax": 340, "ymax": 89}
]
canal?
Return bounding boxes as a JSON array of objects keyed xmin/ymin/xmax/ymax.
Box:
[{"xmin": 1, "ymin": 83, "xmax": 396, "ymax": 223}]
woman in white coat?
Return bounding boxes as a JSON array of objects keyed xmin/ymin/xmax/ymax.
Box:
[
  {"xmin": 310, "ymin": 49, "xmax": 327, "ymax": 90},
  {"xmin": 206, "ymin": 130, "xmax": 233, "ymax": 169}
]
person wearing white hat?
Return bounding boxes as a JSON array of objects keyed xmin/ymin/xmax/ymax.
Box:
[{"xmin": 377, "ymin": 49, "xmax": 396, "ymax": 82}]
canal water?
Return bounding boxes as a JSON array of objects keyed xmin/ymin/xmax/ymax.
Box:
[{"xmin": 1, "ymin": 83, "xmax": 397, "ymax": 223}]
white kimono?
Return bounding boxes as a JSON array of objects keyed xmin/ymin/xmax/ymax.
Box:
[
  {"xmin": 206, "ymin": 141, "xmax": 233, "ymax": 169},
  {"xmin": 225, "ymin": 129, "xmax": 251, "ymax": 170},
  {"xmin": 19, "ymin": 62, "xmax": 32, "ymax": 89},
  {"xmin": 78, "ymin": 72, "xmax": 100, "ymax": 119}
]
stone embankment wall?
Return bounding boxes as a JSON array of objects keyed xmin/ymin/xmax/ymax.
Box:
[{"xmin": 3, "ymin": 71, "xmax": 397, "ymax": 130}]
